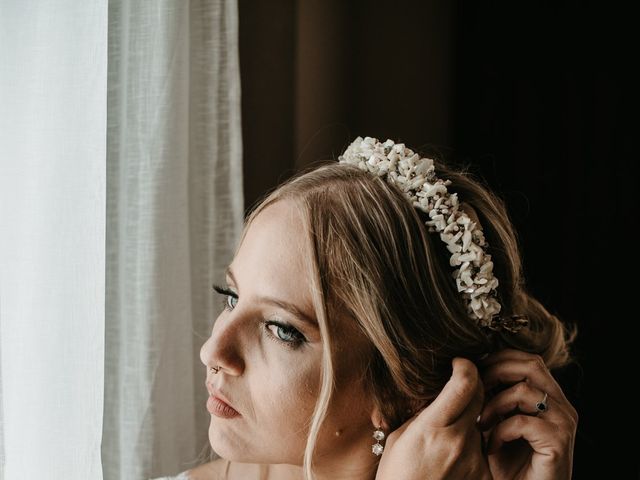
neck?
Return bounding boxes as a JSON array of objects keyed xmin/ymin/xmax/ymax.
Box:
[
  {"xmin": 267, "ymin": 443, "xmax": 379, "ymax": 480},
  {"xmin": 269, "ymin": 462, "xmax": 378, "ymax": 480}
]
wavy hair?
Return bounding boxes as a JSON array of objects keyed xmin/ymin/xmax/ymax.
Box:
[{"xmin": 233, "ymin": 159, "xmax": 574, "ymax": 479}]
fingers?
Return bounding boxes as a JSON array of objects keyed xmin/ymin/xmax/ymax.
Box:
[
  {"xmin": 478, "ymin": 381, "xmax": 553, "ymax": 431},
  {"xmin": 486, "ymin": 414, "xmax": 565, "ymax": 456},
  {"xmin": 480, "ymin": 349, "xmax": 579, "ymax": 465},
  {"xmin": 481, "ymin": 354, "xmax": 566, "ymax": 403},
  {"xmin": 421, "ymin": 357, "xmax": 482, "ymax": 427},
  {"xmin": 479, "ymin": 348, "xmax": 540, "ymax": 368}
]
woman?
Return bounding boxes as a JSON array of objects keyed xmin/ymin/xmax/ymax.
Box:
[{"xmin": 152, "ymin": 137, "xmax": 578, "ymax": 480}]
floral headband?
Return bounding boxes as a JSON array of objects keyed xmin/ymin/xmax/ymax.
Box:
[{"xmin": 338, "ymin": 136, "xmax": 528, "ymax": 333}]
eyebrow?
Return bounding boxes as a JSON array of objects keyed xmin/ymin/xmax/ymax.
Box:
[{"xmin": 225, "ymin": 266, "xmax": 318, "ymax": 327}]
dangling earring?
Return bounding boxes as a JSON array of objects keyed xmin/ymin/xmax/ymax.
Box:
[{"xmin": 371, "ymin": 426, "xmax": 385, "ymax": 456}]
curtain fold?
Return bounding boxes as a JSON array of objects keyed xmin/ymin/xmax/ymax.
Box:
[
  {"xmin": 104, "ymin": 1, "xmax": 243, "ymax": 479},
  {"xmin": 0, "ymin": 1, "xmax": 108, "ymax": 478},
  {"xmin": 1, "ymin": 1, "xmax": 242, "ymax": 478}
]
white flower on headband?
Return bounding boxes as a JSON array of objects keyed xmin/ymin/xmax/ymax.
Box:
[{"xmin": 338, "ymin": 136, "xmax": 502, "ymax": 328}]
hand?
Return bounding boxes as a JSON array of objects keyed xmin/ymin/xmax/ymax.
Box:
[
  {"xmin": 375, "ymin": 357, "xmax": 491, "ymax": 480},
  {"xmin": 478, "ymin": 349, "xmax": 578, "ymax": 480}
]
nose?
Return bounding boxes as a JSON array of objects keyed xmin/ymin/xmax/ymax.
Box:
[{"xmin": 200, "ymin": 311, "xmax": 245, "ymax": 376}]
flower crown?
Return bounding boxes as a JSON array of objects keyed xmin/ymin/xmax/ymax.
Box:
[{"xmin": 338, "ymin": 136, "xmax": 528, "ymax": 333}]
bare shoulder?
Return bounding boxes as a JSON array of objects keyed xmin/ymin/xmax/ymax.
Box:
[{"xmin": 185, "ymin": 458, "xmax": 230, "ymax": 480}]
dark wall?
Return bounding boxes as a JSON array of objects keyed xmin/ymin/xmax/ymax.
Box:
[
  {"xmin": 239, "ymin": 1, "xmax": 633, "ymax": 476},
  {"xmin": 239, "ymin": 0, "xmax": 455, "ymax": 207},
  {"xmin": 452, "ymin": 3, "xmax": 632, "ymax": 477}
]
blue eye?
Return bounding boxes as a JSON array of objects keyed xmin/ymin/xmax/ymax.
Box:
[
  {"xmin": 263, "ymin": 320, "xmax": 306, "ymax": 348},
  {"xmin": 213, "ymin": 284, "xmax": 237, "ymax": 310},
  {"xmin": 269, "ymin": 323, "xmax": 294, "ymax": 341},
  {"xmin": 212, "ymin": 284, "xmax": 307, "ymax": 350},
  {"xmin": 225, "ymin": 293, "xmax": 238, "ymax": 310}
]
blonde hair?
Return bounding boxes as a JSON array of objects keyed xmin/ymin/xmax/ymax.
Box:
[{"xmin": 238, "ymin": 159, "xmax": 575, "ymax": 479}]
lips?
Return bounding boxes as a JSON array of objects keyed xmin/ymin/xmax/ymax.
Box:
[
  {"xmin": 207, "ymin": 395, "xmax": 240, "ymax": 418},
  {"xmin": 206, "ymin": 383, "xmax": 240, "ymax": 416}
]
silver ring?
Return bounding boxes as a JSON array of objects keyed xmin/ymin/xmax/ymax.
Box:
[{"xmin": 535, "ymin": 392, "xmax": 548, "ymax": 413}]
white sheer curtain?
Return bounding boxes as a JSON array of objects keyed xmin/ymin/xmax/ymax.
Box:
[
  {"xmin": 0, "ymin": 1, "xmax": 243, "ymax": 479},
  {"xmin": 104, "ymin": 1, "xmax": 243, "ymax": 478},
  {"xmin": 0, "ymin": 1, "xmax": 108, "ymax": 479}
]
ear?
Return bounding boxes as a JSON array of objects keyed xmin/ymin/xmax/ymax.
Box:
[
  {"xmin": 370, "ymin": 398, "xmax": 429, "ymax": 432},
  {"xmin": 369, "ymin": 403, "xmax": 390, "ymax": 431}
]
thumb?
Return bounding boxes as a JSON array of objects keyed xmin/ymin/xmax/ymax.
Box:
[{"xmin": 420, "ymin": 357, "xmax": 480, "ymax": 427}]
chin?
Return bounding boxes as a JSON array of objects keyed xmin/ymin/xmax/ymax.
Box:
[
  {"xmin": 208, "ymin": 423, "xmax": 253, "ymax": 462},
  {"xmin": 210, "ymin": 444, "xmax": 261, "ymax": 464},
  {"xmin": 208, "ymin": 425, "xmax": 299, "ymax": 465}
]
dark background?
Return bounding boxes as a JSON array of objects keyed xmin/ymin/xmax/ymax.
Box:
[{"xmin": 238, "ymin": 1, "xmax": 634, "ymax": 477}]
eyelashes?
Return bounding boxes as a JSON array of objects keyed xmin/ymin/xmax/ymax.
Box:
[
  {"xmin": 213, "ymin": 284, "xmax": 238, "ymax": 311},
  {"xmin": 212, "ymin": 284, "xmax": 307, "ymax": 349},
  {"xmin": 262, "ymin": 321, "xmax": 306, "ymax": 349}
]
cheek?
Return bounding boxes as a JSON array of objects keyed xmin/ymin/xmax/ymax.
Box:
[
  {"xmin": 262, "ymin": 361, "xmax": 320, "ymax": 422},
  {"xmin": 255, "ymin": 355, "xmax": 321, "ymax": 434},
  {"xmin": 316, "ymin": 342, "xmax": 373, "ymax": 438},
  {"xmin": 331, "ymin": 373, "xmax": 370, "ymax": 423},
  {"xmin": 209, "ymin": 352, "xmax": 322, "ymax": 464}
]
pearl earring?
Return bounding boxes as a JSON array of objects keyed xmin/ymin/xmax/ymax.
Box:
[{"xmin": 371, "ymin": 426, "xmax": 385, "ymax": 456}]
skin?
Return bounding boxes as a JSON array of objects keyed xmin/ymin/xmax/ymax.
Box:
[
  {"xmin": 375, "ymin": 357, "xmax": 491, "ymax": 480},
  {"xmin": 195, "ymin": 199, "xmax": 578, "ymax": 480},
  {"xmin": 198, "ymin": 200, "xmax": 383, "ymax": 480},
  {"xmin": 479, "ymin": 349, "xmax": 579, "ymax": 479}
]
